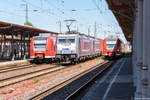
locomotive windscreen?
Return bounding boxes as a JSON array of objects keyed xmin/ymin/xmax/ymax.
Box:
[
  {"xmin": 106, "ymin": 40, "xmax": 116, "ymax": 50},
  {"xmin": 34, "ymin": 39, "xmax": 47, "ymax": 51},
  {"xmin": 58, "ymin": 38, "xmax": 75, "ymax": 43},
  {"xmin": 106, "ymin": 44, "xmax": 115, "ymax": 49}
]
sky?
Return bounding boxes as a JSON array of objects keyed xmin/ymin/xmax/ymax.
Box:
[{"xmin": 0, "ymin": 0, "xmax": 127, "ymax": 43}]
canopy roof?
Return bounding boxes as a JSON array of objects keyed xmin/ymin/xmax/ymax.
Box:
[
  {"xmin": 0, "ymin": 21, "xmax": 58, "ymax": 37},
  {"xmin": 106, "ymin": 0, "xmax": 135, "ymax": 41}
]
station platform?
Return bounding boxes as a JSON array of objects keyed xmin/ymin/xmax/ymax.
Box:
[
  {"xmin": 82, "ymin": 55, "xmax": 134, "ymax": 100},
  {"xmin": 0, "ymin": 59, "xmax": 31, "ymax": 67}
]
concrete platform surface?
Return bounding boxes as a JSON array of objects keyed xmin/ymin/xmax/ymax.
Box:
[
  {"xmin": 0, "ymin": 59, "xmax": 31, "ymax": 67},
  {"xmin": 82, "ymin": 56, "xmax": 134, "ymax": 100}
]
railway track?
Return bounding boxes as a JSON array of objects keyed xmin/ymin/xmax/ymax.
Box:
[
  {"xmin": 30, "ymin": 61, "xmax": 112, "ymax": 100},
  {"xmin": 65, "ymin": 61, "xmax": 113, "ymax": 100},
  {"xmin": 0, "ymin": 64, "xmax": 36, "ymax": 73},
  {"xmin": 0, "ymin": 64, "xmax": 68, "ymax": 88},
  {"xmin": 0, "ymin": 64, "xmax": 57, "ymax": 81}
]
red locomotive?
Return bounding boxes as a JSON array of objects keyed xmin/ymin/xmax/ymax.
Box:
[
  {"xmin": 30, "ymin": 34, "xmax": 57, "ymax": 63},
  {"xmin": 100, "ymin": 37, "xmax": 123, "ymax": 58}
]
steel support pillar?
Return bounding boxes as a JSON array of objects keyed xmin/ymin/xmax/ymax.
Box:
[
  {"xmin": 28, "ymin": 33, "xmax": 30, "ymax": 58},
  {"xmin": 143, "ymin": 0, "xmax": 150, "ymax": 98},
  {"xmin": 21, "ymin": 33, "xmax": 23, "ymax": 59},
  {"xmin": 134, "ymin": 0, "xmax": 144, "ymax": 98},
  {"xmin": 132, "ymin": 11, "xmax": 137, "ymax": 87},
  {"xmin": 0, "ymin": 34, "xmax": 4, "ymax": 58},
  {"xmin": 3, "ymin": 34, "xmax": 7, "ymax": 58},
  {"xmin": 23, "ymin": 33, "xmax": 26, "ymax": 59},
  {"xmin": 11, "ymin": 33, "xmax": 14, "ymax": 61}
]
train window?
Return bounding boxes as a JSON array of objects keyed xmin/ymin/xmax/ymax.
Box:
[
  {"xmin": 34, "ymin": 44, "xmax": 46, "ymax": 51},
  {"xmin": 67, "ymin": 39, "xmax": 75, "ymax": 43},
  {"xmin": 34, "ymin": 44, "xmax": 46, "ymax": 48},
  {"xmin": 58, "ymin": 39, "xmax": 66, "ymax": 43},
  {"xmin": 84, "ymin": 41, "xmax": 90, "ymax": 49},
  {"xmin": 106, "ymin": 44, "xmax": 115, "ymax": 49},
  {"xmin": 34, "ymin": 39, "xmax": 46, "ymax": 51},
  {"xmin": 58, "ymin": 39, "xmax": 75, "ymax": 43}
]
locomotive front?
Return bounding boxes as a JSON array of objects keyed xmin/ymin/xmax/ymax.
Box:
[
  {"xmin": 30, "ymin": 37, "xmax": 47, "ymax": 60},
  {"xmin": 56, "ymin": 34, "xmax": 77, "ymax": 63},
  {"xmin": 30, "ymin": 34, "xmax": 56, "ymax": 63},
  {"xmin": 106, "ymin": 40, "xmax": 116, "ymax": 57}
]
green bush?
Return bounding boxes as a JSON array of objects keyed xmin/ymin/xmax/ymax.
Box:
[{"xmin": 33, "ymin": 79, "xmax": 40, "ymax": 83}]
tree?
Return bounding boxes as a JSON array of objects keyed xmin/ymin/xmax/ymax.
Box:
[{"xmin": 24, "ymin": 21, "xmax": 34, "ymax": 27}]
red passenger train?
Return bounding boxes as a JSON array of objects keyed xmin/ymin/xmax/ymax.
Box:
[
  {"xmin": 30, "ymin": 34, "xmax": 57, "ymax": 63},
  {"xmin": 30, "ymin": 33, "xmax": 124, "ymax": 63},
  {"xmin": 100, "ymin": 37, "xmax": 123, "ymax": 58}
]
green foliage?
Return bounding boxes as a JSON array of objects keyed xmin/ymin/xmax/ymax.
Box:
[
  {"xmin": 24, "ymin": 21, "xmax": 34, "ymax": 27},
  {"xmin": 33, "ymin": 79, "xmax": 40, "ymax": 83},
  {"xmin": 96, "ymin": 56, "xmax": 105, "ymax": 60}
]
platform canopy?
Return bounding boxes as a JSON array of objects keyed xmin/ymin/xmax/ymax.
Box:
[
  {"xmin": 106, "ymin": 0, "xmax": 135, "ymax": 41},
  {"xmin": 0, "ymin": 21, "xmax": 58, "ymax": 37}
]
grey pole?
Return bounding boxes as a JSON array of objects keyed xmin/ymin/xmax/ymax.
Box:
[
  {"xmin": 142, "ymin": 0, "xmax": 150, "ymax": 98},
  {"xmin": 58, "ymin": 21, "xmax": 62, "ymax": 33},
  {"xmin": 135, "ymin": 0, "xmax": 143, "ymax": 98},
  {"xmin": 94, "ymin": 22, "xmax": 97, "ymax": 37},
  {"xmin": 88, "ymin": 26, "xmax": 90, "ymax": 36},
  {"xmin": 25, "ymin": 4, "xmax": 28, "ymax": 23}
]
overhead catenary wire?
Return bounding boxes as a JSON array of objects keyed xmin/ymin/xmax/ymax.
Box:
[
  {"xmin": 21, "ymin": 0, "xmax": 77, "ymax": 20},
  {"xmin": 0, "ymin": 0, "xmax": 25, "ymax": 19},
  {"xmin": 92, "ymin": 0, "xmax": 123, "ymax": 38},
  {"xmin": 0, "ymin": 10, "xmax": 24, "ymax": 18},
  {"xmin": 44, "ymin": 0, "xmax": 77, "ymax": 20},
  {"xmin": 0, "ymin": 0, "xmax": 123, "ymax": 36},
  {"xmin": 21, "ymin": 0, "xmax": 80, "ymax": 33},
  {"xmin": 21, "ymin": 0, "xmax": 66, "ymax": 19},
  {"xmin": 45, "ymin": 0, "xmax": 65, "ymax": 14}
]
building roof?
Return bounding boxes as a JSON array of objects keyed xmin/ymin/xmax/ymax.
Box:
[
  {"xmin": 0, "ymin": 21, "xmax": 58, "ymax": 37},
  {"xmin": 106, "ymin": 0, "xmax": 135, "ymax": 41}
]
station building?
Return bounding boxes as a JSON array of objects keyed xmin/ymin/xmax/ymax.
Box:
[{"xmin": 0, "ymin": 21, "xmax": 57, "ymax": 61}]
